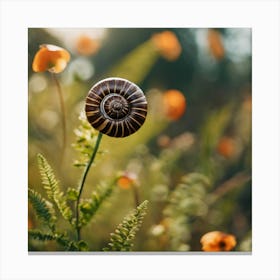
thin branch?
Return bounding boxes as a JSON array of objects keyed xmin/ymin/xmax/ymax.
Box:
[
  {"xmin": 51, "ymin": 73, "xmax": 67, "ymax": 163},
  {"xmin": 210, "ymin": 172, "xmax": 251, "ymax": 203},
  {"xmin": 75, "ymin": 132, "xmax": 103, "ymax": 241}
]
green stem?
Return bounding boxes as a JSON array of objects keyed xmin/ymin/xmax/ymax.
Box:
[
  {"xmin": 76, "ymin": 132, "xmax": 103, "ymax": 241},
  {"xmin": 51, "ymin": 73, "xmax": 67, "ymax": 163}
]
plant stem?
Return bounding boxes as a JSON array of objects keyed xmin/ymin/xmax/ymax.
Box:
[
  {"xmin": 76, "ymin": 132, "xmax": 103, "ymax": 241},
  {"xmin": 51, "ymin": 73, "xmax": 67, "ymax": 163},
  {"xmin": 209, "ymin": 172, "xmax": 251, "ymax": 204},
  {"xmin": 131, "ymin": 184, "xmax": 140, "ymax": 207}
]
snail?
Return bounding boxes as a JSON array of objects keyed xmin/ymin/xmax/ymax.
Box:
[{"xmin": 85, "ymin": 77, "xmax": 147, "ymax": 138}]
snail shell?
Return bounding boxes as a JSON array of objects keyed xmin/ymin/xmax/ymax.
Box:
[{"xmin": 85, "ymin": 77, "xmax": 147, "ymax": 138}]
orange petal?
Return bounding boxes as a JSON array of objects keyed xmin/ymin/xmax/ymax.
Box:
[
  {"xmin": 41, "ymin": 44, "xmax": 71, "ymax": 61},
  {"xmin": 200, "ymin": 231, "xmax": 237, "ymax": 251},
  {"xmin": 32, "ymin": 47, "xmax": 51, "ymax": 72},
  {"xmin": 222, "ymin": 234, "xmax": 237, "ymax": 251}
]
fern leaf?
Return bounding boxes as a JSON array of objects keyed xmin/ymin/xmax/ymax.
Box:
[
  {"xmin": 28, "ymin": 229, "xmax": 87, "ymax": 251},
  {"xmin": 54, "ymin": 235, "xmax": 80, "ymax": 251},
  {"xmin": 103, "ymin": 200, "xmax": 149, "ymax": 251},
  {"xmin": 37, "ymin": 153, "xmax": 72, "ymax": 223},
  {"xmin": 79, "ymin": 181, "xmax": 115, "ymax": 227},
  {"xmin": 28, "ymin": 188, "xmax": 57, "ymax": 230},
  {"xmin": 28, "ymin": 229, "xmax": 56, "ymax": 241}
]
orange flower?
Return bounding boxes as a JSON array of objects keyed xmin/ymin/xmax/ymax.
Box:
[
  {"xmin": 152, "ymin": 31, "xmax": 182, "ymax": 61},
  {"xmin": 200, "ymin": 231, "xmax": 236, "ymax": 251},
  {"xmin": 162, "ymin": 90, "xmax": 186, "ymax": 120},
  {"xmin": 217, "ymin": 136, "xmax": 235, "ymax": 158},
  {"xmin": 117, "ymin": 172, "xmax": 137, "ymax": 190},
  {"xmin": 75, "ymin": 35, "xmax": 100, "ymax": 56},
  {"xmin": 207, "ymin": 29, "xmax": 225, "ymax": 60},
  {"xmin": 32, "ymin": 44, "xmax": 71, "ymax": 73}
]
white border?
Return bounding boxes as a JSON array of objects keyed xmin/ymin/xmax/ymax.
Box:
[{"xmin": 1, "ymin": 0, "xmax": 279, "ymax": 279}]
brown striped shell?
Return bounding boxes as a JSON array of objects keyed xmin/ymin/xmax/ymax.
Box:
[{"xmin": 85, "ymin": 78, "xmax": 147, "ymax": 138}]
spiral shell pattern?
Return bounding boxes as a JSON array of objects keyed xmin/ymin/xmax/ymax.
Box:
[{"xmin": 85, "ymin": 78, "xmax": 147, "ymax": 137}]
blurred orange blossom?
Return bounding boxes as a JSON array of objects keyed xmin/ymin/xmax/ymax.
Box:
[
  {"xmin": 117, "ymin": 172, "xmax": 138, "ymax": 190},
  {"xmin": 163, "ymin": 89, "xmax": 186, "ymax": 120},
  {"xmin": 152, "ymin": 30, "xmax": 182, "ymax": 61},
  {"xmin": 75, "ymin": 35, "xmax": 100, "ymax": 56},
  {"xmin": 217, "ymin": 136, "xmax": 236, "ymax": 158},
  {"xmin": 32, "ymin": 44, "xmax": 71, "ymax": 73},
  {"xmin": 200, "ymin": 231, "xmax": 236, "ymax": 251},
  {"xmin": 157, "ymin": 135, "xmax": 171, "ymax": 148},
  {"xmin": 207, "ymin": 29, "xmax": 225, "ymax": 60}
]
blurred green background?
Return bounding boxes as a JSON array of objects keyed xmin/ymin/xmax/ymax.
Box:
[{"xmin": 28, "ymin": 28, "xmax": 251, "ymax": 251}]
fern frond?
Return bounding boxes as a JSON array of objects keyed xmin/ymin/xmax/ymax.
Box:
[
  {"xmin": 103, "ymin": 200, "xmax": 149, "ymax": 251},
  {"xmin": 28, "ymin": 188, "xmax": 57, "ymax": 230},
  {"xmin": 28, "ymin": 229, "xmax": 56, "ymax": 241},
  {"xmin": 28, "ymin": 229, "xmax": 87, "ymax": 251},
  {"xmin": 79, "ymin": 181, "xmax": 115, "ymax": 227},
  {"xmin": 54, "ymin": 235, "xmax": 80, "ymax": 251},
  {"xmin": 163, "ymin": 173, "xmax": 210, "ymax": 250},
  {"xmin": 37, "ymin": 153, "xmax": 72, "ymax": 223}
]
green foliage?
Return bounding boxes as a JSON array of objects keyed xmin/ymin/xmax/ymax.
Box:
[
  {"xmin": 79, "ymin": 181, "xmax": 115, "ymax": 227},
  {"xmin": 238, "ymin": 231, "xmax": 252, "ymax": 251},
  {"xmin": 72, "ymin": 113, "xmax": 103, "ymax": 168},
  {"xmin": 199, "ymin": 105, "xmax": 233, "ymax": 179},
  {"xmin": 29, "ymin": 229, "xmax": 56, "ymax": 241},
  {"xmin": 54, "ymin": 235, "xmax": 87, "ymax": 251},
  {"xmin": 66, "ymin": 188, "xmax": 79, "ymax": 201},
  {"xmin": 108, "ymin": 40, "xmax": 159, "ymax": 84},
  {"xmin": 37, "ymin": 153, "xmax": 73, "ymax": 223},
  {"xmin": 30, "ymin": 138, "xmax": 114, "ymax": 250},
  {"xmin": 163, "ymin": 173, "xmax": 211, "ymax": 250},
  {"xmin": 28, "ymin": 188, "xmax": 57, "ymax": 230},
  {"xmin": 103, "ymin": 200, "xmax": 149, "ymax": 251},
  {"xmin": 200, "ymin": 105, "xmax": 233, "ymax": 152},
  {"xmin": 28, "ymin": 229, "xmax": 88, "ymax": 251}
]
